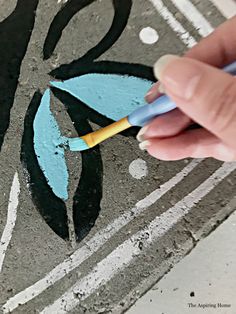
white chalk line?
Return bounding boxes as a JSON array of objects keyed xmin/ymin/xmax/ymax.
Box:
[
  {"xmin": 170, "ymin": 0, "xmax": 214, "ymax": 37},
  {"xmin": 0, "ymin": 172, "xmax": 20, "ymax": 273},
  {"xmin": 2, "ymin": 160, "xmax": 201, "ymax": 313},
  {"xmin": 210, "ymin": 0, "xmax": 236, "ymax": 19},
  {"xmin": 149, "ymin": 0, "xmax": 197, "ymax": 48},
  {"xmin": 40, "ymin": 162, "xmax": 236, "ymax": 314}
]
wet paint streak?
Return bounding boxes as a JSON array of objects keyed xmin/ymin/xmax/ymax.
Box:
[
  {"xmin": 67, "ymin": 137, "xmax": 89, "ymax": 151},
  {"xmin": 21, "ymin": 92, "xmax": 69, "ymax": 240},
  {"xmin": 51, "ymin": 74, "xmax": 153, "ymax": 121},
  {"xmin": 33, "ymin": 89, "xmax": 69, "ymax": 200},
  {"xmin": 34, "ymin": 75, "xmax": 151, "ymax": 201}
]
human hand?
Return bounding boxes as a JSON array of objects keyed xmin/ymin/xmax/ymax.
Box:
[{"xmin": 137, "ymin": 16, "xmax": 236, "ymax": 162}]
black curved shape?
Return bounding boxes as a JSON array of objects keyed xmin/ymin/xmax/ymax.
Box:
[
  {"xmin": 51, "ymin": 60, "xmax": 154, "ymax": 82},
  {"xmin": 21, "ymin": 92, "xmax": 69, "ymax": 240},
  {"xmin": 43, "ymin": 0, "xmax": 96, "ymax": 60},
  {"xmin": 44, "ymin": 0, "xmax": 132, "ymax": 63},
  {"xmin": 77, "ymin": 0, "xmax": 132, "ymax": 63},
  {"xmin": 52, "ymin": 87, "xmax": 103, "ymax": 241},
  {"xmin": 0, "ymin": 0, "xmax": 39, "ymax": 151},
  {"xmin": 21, "ymin": 0, "xmax": 153, "ymax": 242},
  {"xmin": 51, "ymin": 86, "xmax": 114, "ymax": 128},
  {"xmin": 50, "ymin": 60, "xmax": 154, "ymax": 139}
]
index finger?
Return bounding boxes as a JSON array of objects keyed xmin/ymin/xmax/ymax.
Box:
[{"xmin": 185, "ymin": 16, "xmax": 236, "ymax": 67}]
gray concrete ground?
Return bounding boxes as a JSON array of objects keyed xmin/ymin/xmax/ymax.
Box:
[
  {"xmin": 127, "ymin": 210, "xmax": 236, "ymax": 314},
  {"xmin": 0, "ymin": 1, "xmax": 235, "ymax": 314}
]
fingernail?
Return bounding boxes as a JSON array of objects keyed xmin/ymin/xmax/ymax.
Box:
[
  {"xmin": 146, "ymin": 89, "xmax": 154, "ymax": 98},
  {"xmin": 154, "ymin": 54, "xmax": 180, "ymax": 80},
  {"xmin": 154, "ymin": 55, "xmax": 202, "ymax": 100},
  {"xmin": 145, "ymin": 85, "xmax": 157, "ymax": 102},
  {"xmin": 139, "ymin": 140, "xmax": 150, "ymax": 151},
  {"xmin": 158, "ymin": 83, "xmax": 165, "ymax": 94},
  {"xmin": 137, "ymin": 126, "xmax": 148, "ymax": 142},
  {"xmin": 145, "ymin": 83, "xmax": 164, "ymax": 103}
]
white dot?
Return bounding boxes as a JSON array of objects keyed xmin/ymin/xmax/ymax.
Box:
[
  {"xmin": 129, "ymin": 159, "xmax": 148, "ymax": 180},
  {"xmin": 139, "ymin": 27, "xmax": 159, "ymax": 45}
]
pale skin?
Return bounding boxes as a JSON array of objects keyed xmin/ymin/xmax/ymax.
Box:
[{"xmin": 137, "ymin": 16, "xmax": 236, "ymax": 162}]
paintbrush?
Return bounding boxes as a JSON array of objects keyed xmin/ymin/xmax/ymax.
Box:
[{"xmin": 67, "ymin": 60, "xmax": 236, "ymax": 152}]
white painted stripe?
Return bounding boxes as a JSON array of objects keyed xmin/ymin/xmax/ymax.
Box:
[
  {"xmin": 149, "ymin": 0, "xmax": 197, "ymax": 47},
  {"xmin": 0, "ymin": 173, "xmax": 20, "ymax": 273},
  {"xmin": 210, "ymin": 0, "xmax": 236, "ymax": 19},
  {"xmin": 40, "ymin": 162, "xmax": 236, "ymax": 314},
  {"xmin": 170, "ymin": 0, "xmax": 214, "ymax": 37},
  {"xmin": 2, "ymin": 160, "xmax": 201, "ymax": 313}
]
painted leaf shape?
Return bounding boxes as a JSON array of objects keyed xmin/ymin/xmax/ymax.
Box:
[
  {"xmin": 33, "ymin": 89, "xmax": 69, "ymax": 200},
  {"xmin": 51, "ymin": 74, "xmax": 153, "ymax": 121}
]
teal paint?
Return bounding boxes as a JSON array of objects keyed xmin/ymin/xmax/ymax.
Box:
[
  {"xmin": 67, "ymin": 137, "xmax": 89, "ymax": 151},
  {"xmin": 33, "ymin": 89, "xmax": 69, "ymax": 200},
  {"xmin": 51, "ymin": 74, "xmax": 153, "ymax": 121},
  {"xmin": 34, "ymin": 74, "xmax": 153, "ymax": 200}
]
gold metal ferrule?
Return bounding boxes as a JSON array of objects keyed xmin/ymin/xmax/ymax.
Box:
[{"xmin": 81, "ymin": 117, "xmax": 131, "ymax": 148}]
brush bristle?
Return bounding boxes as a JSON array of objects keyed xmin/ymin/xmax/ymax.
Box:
[{"xmin": 67, "ymin": 137, "xmax": 90, "ymax": 152}]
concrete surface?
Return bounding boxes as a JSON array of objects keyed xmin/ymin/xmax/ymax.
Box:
[
  {"xmin": 127, "ymin": 210, "xmax": 236, "ymax": 314},
  {"xmin": 0, "ymin": 1, "xmax": 236, "ymax": 314}
]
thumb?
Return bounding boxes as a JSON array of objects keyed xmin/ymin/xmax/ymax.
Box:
[{"xmin": 154, "ymin": 55, "xmax": 236, "ymax": 149}]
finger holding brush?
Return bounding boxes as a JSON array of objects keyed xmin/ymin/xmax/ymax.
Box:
[
  {"xmin": 137, "ymin": 16, "xmax": 236, "ymax": 162},
  {"xmin": 67, "ymin": 55, "xmax": 236, "ymax": 154}
]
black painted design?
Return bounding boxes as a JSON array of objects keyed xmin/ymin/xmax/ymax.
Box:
[
  {"xmin": 20, "ymin": 0, "xmax": 154, "ymax": 242},
  {"xmin": 0, "ymin": 0, "xmax": 39, "ymax": 151},
  {"xmin": 21, "ymin": 92, "xmax": 69, "ymax": 240},
  {"xmin": 52, "ymin": 88, "xmax": 103, "ymax": 240},
  {"xmin": 43, "ymin": 0, "xmax": 96, "ymax": 60},
  {"xmin": 44, "ymin": 0, "xmax": 132, "ymax": 65}
]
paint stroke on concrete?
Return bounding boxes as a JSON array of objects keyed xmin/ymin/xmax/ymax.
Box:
[
  {"xmin": 139, "ymin": 27, "xmax": 159, "ymax": 44},
  {"xmin": 170, "ymin": 0, "xmax": 214, "ymax": 37},
  {"xmin": 67, "ymin": 137, "xmax": 89, "ymax": 152},
  {"xmin": 210, "ymin": 0, "xmax": 236, "ymax": 18},
  {"xmin": 39, "ymin": 0, "xmax": 218, "ymax": 202},
  {"xmin": 51, "ymin": 74, "xmax": 153, "ymax": 121},
  {"xmin": 34, "ymin": 75, "xmax": 152, "ymax": 200},
  {"xmin": 148, "ymin": 0, "xmax": 196, "ymax": 48},
  {"xmin": 0, "ymin": 172, "xmax": 20, "ymax": 273},
  {"xmin": 129, "ymin": 159, "xmax": 148, "ymax": 179},
  {"xmin": 33, "ymin": 89, "xmax": 69, "ymax": 200},
  {"xmin": 2, "ymin": 160, "xmax": 201, "ymax": 313},
  {"xmin": 41, "ymin": 162, "xmax": 236, "ymax": 314}
]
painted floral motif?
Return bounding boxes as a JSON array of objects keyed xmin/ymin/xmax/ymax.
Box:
[{"xmin": 21, "ymin": 0, "xmax": 155, "ymax": 242}]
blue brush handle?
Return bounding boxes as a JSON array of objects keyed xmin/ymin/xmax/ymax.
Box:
[
  {"xmin": 128, "ymin": 60, "xmax": 236, "ymax": 127},
  {"xmin": 128, "ymin": 94, "xmax": 176, "ymax": 126}
]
